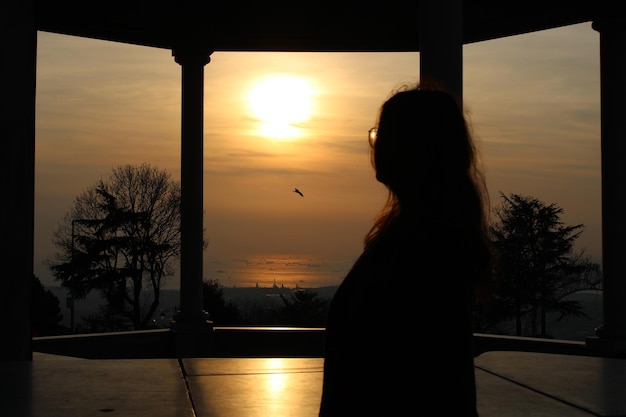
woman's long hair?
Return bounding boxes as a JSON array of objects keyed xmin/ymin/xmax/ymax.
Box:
[{"xmin": 364, "ymin": 84, "xmax": 491, "ymax": 288}]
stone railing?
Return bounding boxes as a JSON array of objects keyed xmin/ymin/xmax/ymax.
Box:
[{"xmin": 32, "ymin": 327, "xmax": 623, "ymax": 359}]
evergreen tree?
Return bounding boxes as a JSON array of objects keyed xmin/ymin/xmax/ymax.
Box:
[
  {"xmin": 31, "ymin": 275, "xmax": 65, "ymax": 336},
  {"xmin": 202, "ymin": 279, "xmax": 241, "ymax": 324},
  {"xmin": 278, "ymin": 289, "xmax": 330, "ymax": 327},
  {"xmin": 485, "ymin": 192, "xmax": 601, "ymax": 337}
]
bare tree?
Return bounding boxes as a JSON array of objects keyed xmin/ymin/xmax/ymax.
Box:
[{"xmin": 48, "ymin": 164, "xmax": 181, "ymax": 330}]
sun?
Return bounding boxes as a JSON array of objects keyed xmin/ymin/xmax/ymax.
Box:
[{"xmin": 247, "ymin": 75, "xmax": 314, "ymax": 139}]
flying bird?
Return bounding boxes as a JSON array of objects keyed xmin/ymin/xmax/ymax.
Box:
[{"xmin": 293, "ymin": 188, "xmax": 304, "ymax": 197}]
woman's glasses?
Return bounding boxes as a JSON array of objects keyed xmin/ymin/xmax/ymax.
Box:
[{"xmin": 368, "ymin": 128, "xmax": 378, "ymax": 147}]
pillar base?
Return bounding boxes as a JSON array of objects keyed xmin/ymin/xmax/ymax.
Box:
[
  {"xmin": 170, "ymin": 311, "xmax": 214, "ymax": 358},
  {"xmin": 586, "ymin": 326, "xmax": 626, "ymax": 357}
]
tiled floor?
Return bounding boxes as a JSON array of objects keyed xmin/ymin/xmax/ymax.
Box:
[{"xmin": 2, "ymin": 351, "xmax": 625, "ymax": 416}]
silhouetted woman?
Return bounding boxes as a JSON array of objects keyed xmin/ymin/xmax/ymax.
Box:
[{"xmin": 319, "ymin": 84, "xmax": 491, "ymax": 416}]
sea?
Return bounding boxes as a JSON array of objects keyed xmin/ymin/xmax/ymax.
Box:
[{"xmin": 202, "ymin": 253, "xmax": 355, "ymax": 289}]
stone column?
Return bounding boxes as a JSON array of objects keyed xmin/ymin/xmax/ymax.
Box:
[
  {"xmin": 419, "ymin": 0, "xmax": 464, "ymax": 101},
  {"xmin": 587, "ymin": 19, "xmax": 626, "ymax": 355},
  {"xmin": 171, "ymin": 46, "xmax": 214, "ymax": 357},
  {"xmin": 1, "ymin": 0, "xmax": 36, "ymax": 361}
]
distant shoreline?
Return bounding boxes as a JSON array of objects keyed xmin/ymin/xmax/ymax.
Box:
[
  {"xmin": 45, "ymin": 284, "xmax": 339, "ymax": 329},
  {"xmin": 44, "ymin": 285, "xmax": 603, "ymax": 342}
]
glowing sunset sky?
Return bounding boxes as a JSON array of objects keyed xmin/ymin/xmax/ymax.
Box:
[{"xmin": 34, "ymin": 22, "xmax": 601, "ymax": 289}]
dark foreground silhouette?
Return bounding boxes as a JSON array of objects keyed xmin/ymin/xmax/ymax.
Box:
[{"xmin": 319, "ymin": 84, "xmax": 492, "ymax": 416}]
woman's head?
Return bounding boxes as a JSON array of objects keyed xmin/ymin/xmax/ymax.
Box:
[
  {"xmin": 365, "ymin": 83, "xmax": 489, "ymax": 237},
  {"xmin": 371, "ymin": 85, "xmax": 476, "ymax": 200},
  {"xmin": 365, "ymin": 83, "xmax": 491, "ymax": 291}
]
